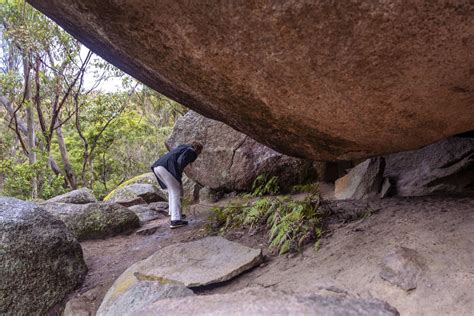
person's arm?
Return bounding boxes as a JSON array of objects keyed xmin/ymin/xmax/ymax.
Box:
[{"xmin": 177, "ymin": 146, "xmax": 197, "ymax": 170}]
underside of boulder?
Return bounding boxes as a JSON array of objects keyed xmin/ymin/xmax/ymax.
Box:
[{"xmin": 27, "ymin": 1, "xmax": 473, "ymax": 160}]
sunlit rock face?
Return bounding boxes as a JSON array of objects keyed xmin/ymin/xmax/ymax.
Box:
[{"xmin": 28, "ymin": 0, "xmax": 473, "ymax": 160}]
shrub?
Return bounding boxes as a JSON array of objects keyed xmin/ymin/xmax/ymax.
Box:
[
  {"xmin": 0, "ymin": 155, "xmax": 66, "ymax": 200},
  {"xmin": 242, "ymin": 174, "xmax": 280, "ymax": 198},
  {"xmin": 208, "ymin": 190, "xmax": 329, "ymax": 255}
]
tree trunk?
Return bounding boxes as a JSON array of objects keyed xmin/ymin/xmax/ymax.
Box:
[
  {"xmin": 56, "ymin": 126, "xmax": 77, "ymax": 189},
  {"xmin": 23, "ymin": 56, "xmax": 37, "ymax": 199}
]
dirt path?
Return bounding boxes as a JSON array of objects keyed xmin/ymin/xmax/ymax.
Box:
[{"xmin": 70, "ymin": 194, "xmax": 474, "ymax": 315}]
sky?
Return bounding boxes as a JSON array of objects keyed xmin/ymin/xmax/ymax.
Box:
[{"xmin": 79, "ymin": 46, "xmax": 127, "ymax": 93}]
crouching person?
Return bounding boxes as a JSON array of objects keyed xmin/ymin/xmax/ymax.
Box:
[{"xmin": 151, "ymin": 142, "xmax": 203, "ymax": 229}]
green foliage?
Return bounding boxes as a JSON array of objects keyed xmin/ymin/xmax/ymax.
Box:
[
  {"xmin": 291, "ymin": 182, "xmax": 320, "ymax": 194},
  {"xmin": 0, "ymin": 154, "xmax": 66, "ymax": 200},
  {"xmin": 0, "ymin": 1, "xmax": 184, "ymax": 201},
  {"xmin": 245, "ymin": 174, "xmax": 280, "ymax": 197},
  {"xmin": 208, "ymin": 191, "xmax": 329, "ymax": 255}
]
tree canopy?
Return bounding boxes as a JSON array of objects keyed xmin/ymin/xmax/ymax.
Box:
[{"xmin": 0, "ymin": 0, "xmax": 185, "ymax": 199}]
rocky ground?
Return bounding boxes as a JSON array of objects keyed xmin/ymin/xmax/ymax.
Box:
[{"xmin": 65, "ymin": 191, "xmax": 474, "ymax": 316}]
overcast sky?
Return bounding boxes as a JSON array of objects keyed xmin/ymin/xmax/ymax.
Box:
[{"xmin": 80, "ymin": 46, "xmax": 127, "ymax": 93}]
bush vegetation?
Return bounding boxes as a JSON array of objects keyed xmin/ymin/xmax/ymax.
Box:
[{"xmin": 209, "ymin": 178, "xmax": 329, "ymax": 255}]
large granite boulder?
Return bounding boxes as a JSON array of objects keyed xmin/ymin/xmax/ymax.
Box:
[
  {"xmin": 134, "ymin": 287, "xmax": 399, "ymax": 315},
  {"xmin": 47, "ymin": 187, "xmax": 97, "ymax": 204},
  {"xmin": 335, "ymin": 158, "xmax": 385, "ymax": 200},
  {"xmin": 167, "ymin": 111, "xmax": 314, "ymax": 191},
  {"xmin": 41, "ymin": 202, "xmax": 140, "ymax": 240},
  {"xmin": 28, "ymin": 0, "xmax": 473, "ymax": 161},
  {"xmin": 0, "ymin": 197, "xmax": 87, "ymax": 315},
  {"xmin": 384, "ymin": 137, "xmax": 474, "ymax": 196}
]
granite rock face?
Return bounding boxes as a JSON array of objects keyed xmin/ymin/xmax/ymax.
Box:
[
  {"xmin": 28, "ymin": 0, "xmax": 473, "ymax": 160},
  {"xmin": 0, "ymin": 197, "xmax": 87, "ymax": 315},
  {"xmin": 384, "ymin": 137, "xmax": 474, "ymax": 196},
  {"xmin": 167, "ymin": 111, "xmax": 314, "ymax": 191},
  {"xmin": 134, "ymin": 287, "xmax": 399, "ymax": 316}
]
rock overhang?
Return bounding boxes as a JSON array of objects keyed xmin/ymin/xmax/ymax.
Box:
[{"xmin": 27, "ymin": 0, "xmax": 474, "ymax": 160}]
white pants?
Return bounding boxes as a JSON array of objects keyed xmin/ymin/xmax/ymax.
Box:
[{"xmin": 153, "ymin": 166, "xmax": 183, "ymax": 221}]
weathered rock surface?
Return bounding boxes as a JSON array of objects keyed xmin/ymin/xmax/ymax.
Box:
[
  {"xmin": 380, "ymin": 178, "xmax": 394, "ymax": 198},
  {"xmin": 182, "ymin": 173, "xmax": 202, "ymax": 203},
  {"xmin": 199, "ymin": 187, "xmax": 224, "ymax": 203},
  {"xmin": 104, "ymin": 183, "xmax": 165, "ymax": 206},
  {"xmin": 98, "ymin": 236, "xmax": 262, "ymax": 314},
  {"xmin": 128, "ymin": 204, "xmax": 165, "ymax": 224},
  {"xmin": 28, "ymin": 0, "xmax": 473, "ymax": 161},
  {"xmin": 0, "ymin": 197, "xmax": 87, "ymax": 315},
  {"xmin": 147, "ymin": 201, "xmax": 169, "ymax": 213},
  {"xmin": 41, "ymin": 202, "xmax": 139, "ymax": 240},
  {"xmin": 64, "ymin": 287, "xmax": 102, "ymax": 316},
  {"xmin": 47, "ymin": 187, "xmax": 97, "ymax": 204},
  {"xmin": 384, "ymin": 137, "xmax": 474, "ymax": 196},
  {"xmin": 335, "ymin": 158, "xmax": 385, "ymax": 200},
  {"xmin": 98, "ymin": 281, "xmax": 194, "ymax": 316},
  {"xmin": 167, "ymin": 111, "xmax": 314, "ymax": 191},
  {"xmin": 134, "ymin": 287, "xmax": 399, "ymax": 316},
  {"xmin": 380, "ymin": 247, "xmax": 426, "ymax": 291},
  {"xmin": 135, "ymin": 222, "xmax": 161, "ymax": 236}
]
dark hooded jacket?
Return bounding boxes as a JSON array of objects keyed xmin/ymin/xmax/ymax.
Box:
[{"xmin": 151, "ymin": 144, "xmax": 197, "ymax": 189}]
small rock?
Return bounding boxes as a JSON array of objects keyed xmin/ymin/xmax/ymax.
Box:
[
  {"xmin": 129, "ymin": 204, "xmax": 165, "ymax": 224},
  {"xmin": 64, "ymin": 287, "xmax": 103, "ymax": 316},
  {"xmin": 47, "ymin": 187, "xmax": 97, "ymax": 204},
  {"xmin": 147, "ymin": 201, "xmax": 169, "ymax": 215},
  {"xmin": 335, "ymin": 158, "xmax": 385, "ymax": 200},
  {"xmin": 380, "ymin": 247, "xmax": 426, "ymax": 291},
  {"xmin": 136, "ymin": 223, "xmax": 161, "ymax": 236}
]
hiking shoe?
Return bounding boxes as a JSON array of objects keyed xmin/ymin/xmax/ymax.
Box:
[
  {"xmin": 170, "ymin": 220, "xmax": 188, "ymax": 229},
  {"xmin": 167, "ymin": 214, "xmax": 186, "ymax": 219}
]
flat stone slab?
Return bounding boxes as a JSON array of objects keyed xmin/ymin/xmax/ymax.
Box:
[
  {"xmin": 147, "ymin": 236, "xmax": 264, "ymax": 287},
  {"xmin": 132, "ymin": 287, "xmax": 399, "ymax": 316},
  {"xmin": 98, "ymin": 237, "xmax": 263, "ymax": 315}
]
